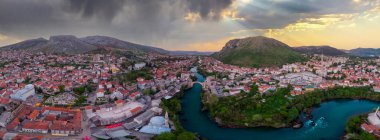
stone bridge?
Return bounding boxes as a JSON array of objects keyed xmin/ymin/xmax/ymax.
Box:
[{"xmin": 191, "ymin": 82, "xmax": 205, "ymax": 87}]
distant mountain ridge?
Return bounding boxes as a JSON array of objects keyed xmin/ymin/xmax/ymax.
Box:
[
  {"xmin": 348, "ymin": 48, "xmax": 380, "ymax": 57},
  {"xmin": 0, "ymin": 35, "xmax": 171, "ymax": 55},
  {"xmin": 0, "ymin": 35, "xmax": 211, "ymax": 55},
  {"xmin": 169, "ymin": 51, "xmax": 214, "ymax": 56},
  {"xmin": 212, "ymin": 36, "xmax": 307, "ymax": 67},
  {"xmin": 293, "ymin": 46, "xmax": 347, "ymax": 56}
]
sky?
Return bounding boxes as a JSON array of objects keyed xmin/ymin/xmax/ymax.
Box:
[{"xmin": 0, "ymin": 0, "xmax": 379, "ymax": 51}]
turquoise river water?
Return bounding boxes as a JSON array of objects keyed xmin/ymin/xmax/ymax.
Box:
[{"xmin": 180, "ymin": 72, "xmax": 379, "ymax": 140}]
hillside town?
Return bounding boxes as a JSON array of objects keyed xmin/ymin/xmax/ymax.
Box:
[
  {"xmin": 0, "ymin": 50, "xmax": 196, "ymax": 139},
  {"xmin": 1, "ymin": 49, "xmax": 380, "ymax": 139},
  {"xmin": 201, "ymin": 55, "xmax": 380, "ymax": 97}
]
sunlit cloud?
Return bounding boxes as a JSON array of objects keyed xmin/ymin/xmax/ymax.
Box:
[
  {"xmin": 184, "ymin": 12, "xmax": 201, "ymax": 22},
  {"xmin": 186, "ymin": 37, "xmax": 236, "ymax": 51},
  {"xmin": 0, "ymin": 34, "xmax": 20, "ymax": 46}
]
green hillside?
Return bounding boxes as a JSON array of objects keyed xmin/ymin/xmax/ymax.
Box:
[{"xmin": 212, "ymin": 36, "xmax": 307, "ymax": 67}]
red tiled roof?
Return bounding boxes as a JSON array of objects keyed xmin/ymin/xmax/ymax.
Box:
[
  {"xmin": 131, "ymin": 106, "xmax": 142, "ymax": 114},
  {"xmin": 115, "ymin": 100, "xmax": 124, "ymax": 104},
  {"xmin": 22, "ymin": 121, "xmax": 49, "ymax": 130},
  {"xmin": 28, "ymin": 110, "xmax": 40, "ymax": 120}
]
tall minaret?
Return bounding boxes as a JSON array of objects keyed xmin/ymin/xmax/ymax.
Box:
[
  {"xmin": 321, "ymin": 50, "xmax": 326, "ymax": 78},
  {"xmin": 165, "ymin": 111, "xmax": 169, "ymax": 128}
]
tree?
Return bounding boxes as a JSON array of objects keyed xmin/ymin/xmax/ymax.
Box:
[
  {"xmin": 74, "ymin": 95, "xmax": 87, "ymax": 106},
  {"xmin": 249, "ymin": 83, "xmax": 259, "ymax": 95},
  {"xmin": 73, "ymin": 86, "xmax": 86, "ymax": 94},
  {"xmin": 154, "ymin": 132, "xmax": 176, "ymax": 140},
  {"xmin": 58, "ymin": 85, "xmax": 65, "ymax": 93},
  {"xmin": 345, "ymin": 116, "xmax": 361, "ymax": 133},
  {"xmin": 143, "ymin": 89, "xmax": 153, "ymax": 95},
  {"xmin": 359, "ymin": 132, "xmax": 376, "ymax": 140},
  {"xmin": 177, "ymin": 132, "xmax": 196, "ymax": 140}
]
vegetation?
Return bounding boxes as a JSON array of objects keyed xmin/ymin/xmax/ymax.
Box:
[
  {"xmin": 156, "ymin": 87, "xmax": 198, "ymax": 140},
  {"xmin": 204, "ymin": 86, "xmax": 380, "ymax": 128},
  {"xmin": 23, "ymin": 77, "xmax": 31, "ymax": 84},
  {"xmin": 73, "ymin": 85, "xmax": 94, "ymax": 94},
  {"xmin": 198, "ymin": 67, "xmax": 228, "ymax": 79},
  {"xmin": 345, "ymin": 115, "xmax": 376, "ymax": 140},
  {"xmin": 74, "ymin": 95, "xmax": 87, "ymax": 106},
  {"xmin": 212, "ymin": 36, "xmax": 307, "ymax": 67},
  {"xmin": 116, "ymin": 68, "xmax": 153, "ymax": 82},
  {"xmin": 154, "ymin": 132, "xmax": 176, "ymax": 140},
  {"xmin": 217, "ymin": 47, "xmax": 307, "ymax": 68},
  {"xmin": 58, "ymin": 85, "xmax": 65, "ymax": 93}
]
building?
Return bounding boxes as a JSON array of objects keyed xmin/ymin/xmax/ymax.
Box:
[
  {"xmin": 89, "ymin": 101, "xmax": 145, "ymax": 126},
  {"xmin": 361, "ymin": 123, "xmax": 378, "ymax": 133},
  {"xmin": 0, "ymin": 112, "xmax": 12, "ymax": 127},
  {"xmin": 374, "ymin": 85, "xmax": 380, "ymax": 93},
  {"xmin": 277, "ymin": 72, "xmax": 323, "ymax": 86},
  {"xmin": 134, "ymin": 62, "xmax": 146, "ymax": 70},
  {"xmin": 368, "ymin": 107, "xmax": 380, "ymax": 127},
  {"xmin": 139, "ymin": 116, "xmax": 171, "ymax": 135},
  {"xmin": 21, "ymin": 121, "xmax": 49, "ymax": 134},
  {"xmin": 10, "ymin": 84, "xmax": 35, "ymax": 101}
]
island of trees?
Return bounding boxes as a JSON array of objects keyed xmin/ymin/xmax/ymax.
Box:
[{"xmin": 202, "ymin": 85, "xmax": 380, "ymax": 128}]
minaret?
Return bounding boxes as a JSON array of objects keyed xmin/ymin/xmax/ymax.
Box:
[
  {"xmin": 165, "ymin": 111, "xmax": 169, "ymax": 128},
  {"xmin": 321, "ymin": 50, "xmax": 326, "ymax": 78}
]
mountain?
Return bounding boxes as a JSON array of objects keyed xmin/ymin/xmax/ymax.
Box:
[
  {"xmin": 348, "ymin": 48, "xmax": 380, "ymax": 57},
  {"xmin": 293, "ymin": 46, "xmax": 347, "ymax": 56},
  {"xmin": 0, "ymin": 35, "xmax": 169, "ymax": 55},
  {"xmin": 0, "ymin": 38, "xmax": 48, "ymax": 51},
  {"xmin": 212, "ymin": 36, "xmax": 307, "ymax": 67},
  {"xmin": 80, "ymin": 36, "xmax": 169, "ymax": 54},
  {"xmin": 169, "ymin": 51, "xmax": 213, "ymax": 56}
]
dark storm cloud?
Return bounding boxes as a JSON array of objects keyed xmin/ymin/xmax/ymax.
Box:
[
  {"xmin": 185, "ymin": 0, "xmax": 233, "ymax": 20},
  {"xmin": 0, "ymin": 0, "xmax": 234, "ymax": 40},
  {"xmin": 65, "ymin": 0, "xmax": 126, "ymax": 21},
  {"xmin": 0, "ymin": 0, "xmax": 63, "ymax": 34}
]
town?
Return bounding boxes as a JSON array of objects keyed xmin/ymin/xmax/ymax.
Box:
[
  {"xmin": 0, "ymin": 50, "xmax": 196, "ymax": 139},
  {"xmin": 0, "ymin": 50, "xmax": 380, "ymax": 139}
]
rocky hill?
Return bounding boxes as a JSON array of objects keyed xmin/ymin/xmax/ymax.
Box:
[{"xmin": 212, "ymin": 36, "xmax": 307, "ymax": 67}]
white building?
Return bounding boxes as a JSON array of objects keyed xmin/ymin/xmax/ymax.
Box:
[
  {"xmin": 10, "ymin": 84, "xmax": 35, "ymax": 101},
  {"xmin": 277, "ymin": 72, "xmax": 323, "ymax": 86},
  {"xmin": 139, "ymin": 115, "xmax": 171, "ymax": 135},
  {"xmin": 368, "ymin": 107, "xmax": 380, "ymax": 127},
  {"xmin": 89, "ymin": 101, "xmax": 145, "ymax": 125},
  {"xmin": 0, "ymin": 112, "xmax": 12, "ymax": 127},
  {"xmin": 134, "ymin": 62, "xmax": 146, "ymax": 70}
]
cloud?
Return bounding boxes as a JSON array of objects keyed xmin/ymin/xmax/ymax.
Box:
[
  {"xmin": 0, "ymin": 0, "xmax": 379, "ymax": 50},
  {"xmin": 64, "ymin": 0, "xmax": 126, "ymax": 21},
  {"xmin": 185, "ymin": 0, "xmax": 234, "ymax": 20},
  {"xmin": 0, "ymin": 34, "xmax": 20, "ymax": 46},
  {"xmin": 235, "ymin": 0, "xmax": 377, "ymax": 29},
  {"xmin": 0, "ymin": 0, "xmax": 235, "ymax": 47}
]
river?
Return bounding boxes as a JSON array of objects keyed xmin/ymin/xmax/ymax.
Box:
[{"xmin": 180, "ymin": 72, "xmax": 379, "ymax": 140}]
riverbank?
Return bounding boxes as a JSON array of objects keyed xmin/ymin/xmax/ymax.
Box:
[
  {"xmin": 180, "ymin": 76, "xmax": 380, "ymax": 140},
  {"xmin": 176, "ymin": 70, "xmax": 380, "ymax": 139},
  {"xmin": 344, "ymin": 114, "xmax": 377, "ymax": 140},
  {"xmin": 155, "ymin": 86, "xmax": 198, "ymax": 140}
]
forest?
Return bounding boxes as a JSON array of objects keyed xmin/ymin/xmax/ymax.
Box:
[{"xmin": 204, "ymin": 86, "xmax": 380, "ymax": 128}]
